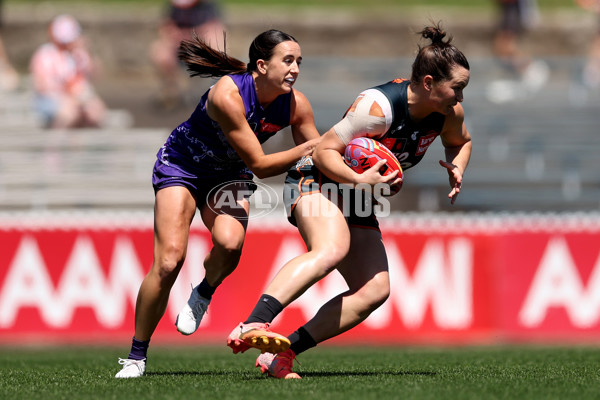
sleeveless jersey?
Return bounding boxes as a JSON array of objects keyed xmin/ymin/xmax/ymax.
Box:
[
  {"xmin": 156, "ymin": 73, "xmax": 292, "ymax": 178},
  {"xmin": 371, "ymin": 79, "xmax": 445, "ymax": 171}
]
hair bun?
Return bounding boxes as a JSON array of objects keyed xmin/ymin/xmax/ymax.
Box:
[{"xmin": 421, "ymin": 25, "xmax": 450, "ymax": 46}]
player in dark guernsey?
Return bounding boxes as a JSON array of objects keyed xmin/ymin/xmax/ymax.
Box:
[
  {"xmin": 115, "ymin": 29, "xmax": 320, "ymax": 378},
  {"xmin": 229, "ymin": 23, "xmax": 472, "ymax": 379}
]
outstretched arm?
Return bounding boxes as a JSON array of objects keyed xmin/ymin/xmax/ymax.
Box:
[
  {"xmin": 207, "ymin": 77, "xmax": 318, "ymax": 179},
  {"xmin": 439, "ymin": 103, "xmax": 472, "ymax": 204}
]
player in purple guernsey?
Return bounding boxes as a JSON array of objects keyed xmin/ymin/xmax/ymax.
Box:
[
  {"xmin": 158, "ymin": 72, "xmax": 295, "ymax": 176},
  {"xmin": 115, "ymin": 29, "xmax": 320, "ymax": 378}
]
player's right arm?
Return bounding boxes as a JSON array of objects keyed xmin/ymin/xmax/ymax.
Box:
[
  {"xmin": 207, "ymin": 76, "xmax": 316, "ymax": 179},
  {"xmin": 312, "ymin": 94, "xmax": 400, "ymax": 187}
]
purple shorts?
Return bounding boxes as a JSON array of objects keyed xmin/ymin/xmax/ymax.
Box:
[{"xmin": 152, "ymin": 160, "xmax": 256, "ymax": 209}]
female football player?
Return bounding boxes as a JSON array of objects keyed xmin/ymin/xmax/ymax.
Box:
[
  {"xmin": 115, "ymin": 29, "xmax": 320, "ymax": 378},
  {"xmin": 227, "ymin": 23, "xmax": 472, "ymax": 379}
]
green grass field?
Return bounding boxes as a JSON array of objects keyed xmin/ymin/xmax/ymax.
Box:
[{"xmin": 2, "ymin": 345, "xmax": 599, "ymax": 400}]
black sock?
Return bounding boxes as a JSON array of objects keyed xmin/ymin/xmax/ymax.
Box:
[
  {"xmin": 128, "ymin": 337, "xmax": 150, "ymax": 360},
  {"xmin": 197, "ymin": 278, "xmax": 216, "ymax": 300},
  {"xmin": 244, "ymin": 294, "xmax": 283, "ymax": 324},
  {"xmin": 289, "ymin": 327, "xmax": 317, "ymax": 356}
]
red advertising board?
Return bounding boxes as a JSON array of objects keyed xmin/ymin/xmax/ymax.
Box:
[{"xmin": 1, "ymin": 213, "xmax": 599, "ymax": 345}]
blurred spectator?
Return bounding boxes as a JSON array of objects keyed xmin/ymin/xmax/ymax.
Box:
[
  {"xmin": 576, "ymin": 0, "xmax": 600, "ymax": 89},
  {"xmin": 487, "ymin": 0, "xmax": 549, "ymax": 103},
  {"xmin": 0, "ymin": 0, "xmax": 19, "ymax": 92},
  {"xmin": 0, "ymin": 34, "xmax": 19, "ymax": 92},
  {"xmin": 150, "ymin": 0, "xmax": 225, "ymax": 108},
  {"xmin": 30, "ymin": 14, "xmax": 106, "ymax": 129}
]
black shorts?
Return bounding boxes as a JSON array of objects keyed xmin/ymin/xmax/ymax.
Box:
[{"xmin": 283, "ymin": 156, "xmax": 380, "ymax": 231}]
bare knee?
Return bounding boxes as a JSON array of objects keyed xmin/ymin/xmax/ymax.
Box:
[
  {"xmin": 357, "ymin": 274, "xmax": 390, "ymax": 314},
  {"xmin": 371, "ymin": 280, "xmax": 390, "ymax": 310},
  {"xmin": 311, "ymin": 243, "xmax": 348, "ymax": 276},
  {"xmin": 212, "ymin": 230, "xmax": 245, "ymax": 261},
  {"xmin": 213, "ymin": 233, "xmax": 244, "ymax": 255},
  {"xmin": 153, "ymin": 240, "xmax": 187, "ymax": 285},
  {"xmin": 203, "ymin": 230, "xmax": 245, "ymax": 286}
]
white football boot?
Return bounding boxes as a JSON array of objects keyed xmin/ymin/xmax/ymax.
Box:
[
  {"xmin": 115, "ymin": 358, "xmax": 146, "ymax": 378},
  {"xmin": 175, "ymin": 285, "xmax": 210, "ymax": 335}
]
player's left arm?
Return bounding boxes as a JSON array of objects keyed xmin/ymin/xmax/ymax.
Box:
[
  {"xmin": 439, "ymin": 103, "xmax": 472, "ymax": 204},
  {"xmin": 289, "ymin": 89, "xmax": 321, "ymax": 145}
]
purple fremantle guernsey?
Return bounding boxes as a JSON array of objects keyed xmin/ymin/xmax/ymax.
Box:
[{"xmin": 156, "ymin": 73, "xmax": 292, "ymax": 178}]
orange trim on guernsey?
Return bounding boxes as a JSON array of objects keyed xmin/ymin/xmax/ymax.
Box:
[{"xmin": 290, "ymin": 173, "xmax": 320, "ymax": 215}]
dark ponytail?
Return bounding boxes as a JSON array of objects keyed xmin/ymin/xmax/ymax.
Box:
[
  {"xmin": 178, "ymin": 29, "xmax": 299, "ymax": 78},
  {"xmin": 410, "ymin": 22, "xmax": 470, "ymax": 84},
  {"xmin": 179, "ymin": 31, "xmax": 247, "ymax": 78}
]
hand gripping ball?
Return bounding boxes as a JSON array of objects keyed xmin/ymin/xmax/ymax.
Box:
[{"xmin": 343, "ymin": 137, "xmax": 403, "ymax": 195}]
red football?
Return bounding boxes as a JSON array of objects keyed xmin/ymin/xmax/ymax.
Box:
[{"xmin": 344, "ymin": 137, "xmax": 403, "ymax": 195}]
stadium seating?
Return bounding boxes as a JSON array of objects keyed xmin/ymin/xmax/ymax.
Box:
[
  {"xmin": 0, "ymin": 89, "xmax": 162, "ymax": 210},
  {"xmin": 0, "ymin": 58, "xmax": 598, "ymax": 213}
]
